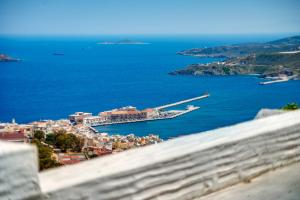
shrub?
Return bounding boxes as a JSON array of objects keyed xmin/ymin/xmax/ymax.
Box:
[{"xmin": 282, "ymin": 103, "xmax": 299, "ymax": 111}]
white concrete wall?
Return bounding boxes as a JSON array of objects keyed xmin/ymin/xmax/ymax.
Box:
[
  {"xmin": 1, "ymin": 110, "xmax": 300, "ymax": 200},
  {"xmin": 39, "ymin": 110, "xmax": 300, "ymax": 200},
  {"xmin": 0, "ymin": 141, "xmax": 40, "ymax": 200}
]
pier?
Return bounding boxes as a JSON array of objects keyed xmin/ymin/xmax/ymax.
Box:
[
  {"xmin": 259, "ymin": 75, "xmax": 297, "ymax": 85},
  {"xmin": 155, "ymin": 93, "xmax": 209, "ymax": 110},
  {"xmin": 259, "ymin": 78, "xmax": 289, "ymax": 85}
]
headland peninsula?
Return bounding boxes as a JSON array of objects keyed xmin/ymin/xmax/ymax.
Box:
[{"xmin": 170, "ymin": 36, "xmax": 300, "ymax": 81}]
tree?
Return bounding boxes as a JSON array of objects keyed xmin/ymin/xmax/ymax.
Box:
[
  {"xmin": 34, "ymin": 130, "xmax": 45, "ymax": 141},
  {"xmin": 55, "ymin": 133, "xmax": 83, "ymax": 152},
  {"xmin": 45, "ymin": 133, "xmax": 55, "ymax": 145},
  {"xmin": 32, "ymin": 140, "xmax": 61, "ymax": 171},
  {"xmin": 48, "ymin": 129, "xmax": 84, "ymax": 152},
  {"xmin": 282, "ymin": 103, "xmax": 299, "ymax": 111}
]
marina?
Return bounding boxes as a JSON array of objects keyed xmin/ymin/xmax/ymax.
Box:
[{"xmin": 69, "ymin": 94, "xmax": 209, "ymax": 127}]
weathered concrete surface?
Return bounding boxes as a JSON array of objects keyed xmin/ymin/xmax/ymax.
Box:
[
  {"xmin": 197, "ymin": 162, "xmax": 300, "ymax": 200},
  {"xmin": 0, "ymin": 141, "xmax": 40, "ymax": 200},
  {"xmin": 39, "ymin": 110, "xmax": 300, "ymax": 200}
]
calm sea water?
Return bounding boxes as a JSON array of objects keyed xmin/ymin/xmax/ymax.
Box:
[{"xmin": 1, "ymin": 34, "xmax": 300, "ymax": 139}]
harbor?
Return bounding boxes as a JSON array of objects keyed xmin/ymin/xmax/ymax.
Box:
[
  {"xmin": 69, "ymin": 94, "xmax": 209, "ymax": 127},
  {"xmin": 85, "ymin": 105, "xmax": 200, "ymax": 126}
]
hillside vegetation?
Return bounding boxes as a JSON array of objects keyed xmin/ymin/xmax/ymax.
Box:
[{"xmin": 171, "ymin": 36, "xmax": 300, "ymax": 78}]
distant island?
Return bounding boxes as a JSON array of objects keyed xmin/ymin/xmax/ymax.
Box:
[
  {"xmin": 97, "ymin": 39, "xmax": 149, "ymax": 45},
  {"xmin": 0, "ymin": 54, "xmax": 20, "ymax": 62},
  {"xmin": 170, "ymin": 36, "xmax": 300, "ymax": 81},
  {"xmin": 52, "ymin": 52, "xmax": 64, "ymax": 56}
]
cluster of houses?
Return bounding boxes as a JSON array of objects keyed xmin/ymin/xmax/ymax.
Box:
[
  {"xmin": 0, "ymin": 116, "xmax": 162, "ymax": 166},
  {"xmin": 0, "ymin": 121, "xmax": 32, "ymax": 142}
]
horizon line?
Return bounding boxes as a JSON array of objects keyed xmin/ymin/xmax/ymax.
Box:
[{"xmin": 0, "ymin": 32, "xmax": 299, "ymax": 37}]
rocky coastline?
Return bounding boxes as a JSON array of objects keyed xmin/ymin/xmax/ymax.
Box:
[{"xmin": 171, "ymin": 36, "xmax": 300, "ymax": 80}]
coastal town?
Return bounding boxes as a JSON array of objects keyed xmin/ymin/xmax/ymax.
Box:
[
  {"xmin": 0, "ymin": 94, "xmax": 209, "ymax": 170},
  {"xmin": 0, "ymin": 118, "xmax": 162, "ymax": 169}
]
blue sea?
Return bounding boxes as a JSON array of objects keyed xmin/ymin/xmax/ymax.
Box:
[{"xmin": 1, "ymin": 34, "xmax": 300, "ymax": 139}]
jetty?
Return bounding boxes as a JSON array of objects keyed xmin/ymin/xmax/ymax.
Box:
[
  {"xmin": 259, "ymin": 78, "xmax": 289, "ymax": 85},
  {"xmin": 259, "ymin": 75, "xmax": 297, "ymax": 85},
  {"xmin": 155, "ymin": 93, "xmax": 209, "ymax": 110}
]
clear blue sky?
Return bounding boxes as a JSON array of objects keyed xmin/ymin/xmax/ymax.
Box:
[{"xmin": 0, "ymin": 0, "xmax": 299, "ymax": 35}]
